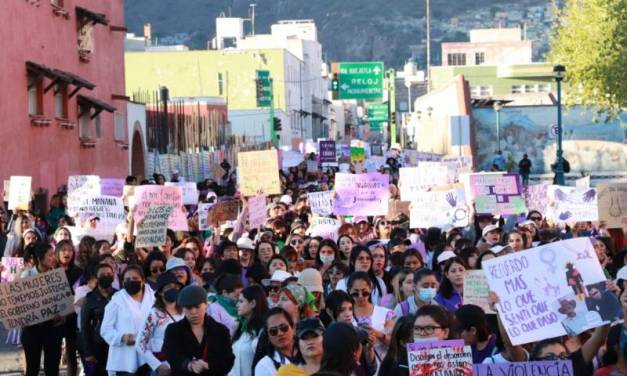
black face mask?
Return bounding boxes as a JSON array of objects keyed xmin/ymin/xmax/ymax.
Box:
[
  {"xmin": 163, "ymin": 289, "xmax": 179, "ymax": 303},
  {"xmin": 202, "ymin": 272, "xmax": 216, "ymax": 286},
  {"xmin": 123, "ymin": 280, "xmax": 142, "ymax": 295},
  {"xmin": 97, "ymin": 275, "xmax": 114, "ymax": 289}
]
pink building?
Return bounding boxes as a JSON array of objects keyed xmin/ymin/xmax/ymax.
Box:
[
  {"xmin": 0, "ymin": 0, "xmax": 128, "ymax": 196},
  {"xmin": 441, "ymin": 28, "xmax": 532, "ymax": 67}
]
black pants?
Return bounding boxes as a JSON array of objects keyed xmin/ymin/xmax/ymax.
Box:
[
  {"xmin": 62, "ymin": 318, "xmax": 79, "ymax": 376},
  {"xmin": 22, "ymin": 323, "xmax": 63, "ymax": 376}
]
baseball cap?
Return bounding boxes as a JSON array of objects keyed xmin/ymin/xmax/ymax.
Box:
[
  {"xmin": 166, "ymin": 257, "xmax": 187, "ymax": 272},
  {"xmin": 298, "ymin": 268, "xmax": 324, "ymax": 293},
  {"xmin": 177, "ymin": 285, "xmax": 207, "ymax": 308},
  {"xmin": 296, "ymin": 318, "xmax": 325, "ymax": 339},
  {"xmin": 155, "ymin": 272, "xmax": 182, "ymax": 293},
  {"xmin": 482, "ymin": 224, "xmax": 501, "ymax": 238},
  {"xmin": 261, "ymin": 270, "xmax": 293, "ymax": 287},
  {"xmin": 280, "ymin": 195, "xmax": 293, "ymax": 205},
  {"xmin": 236, "ymin": 237, "xmax": 255, "ymax": 250},
  {"xmin": 616, "ymin": 266, "xmax": 627, "ymax": 284},
  {"xmin": 352, "ymin": 216, "xmax": 368, "ymax": 224},
  {"xmin": 437, "ymin": 250, "xmax": 457, "ymax": 264}
]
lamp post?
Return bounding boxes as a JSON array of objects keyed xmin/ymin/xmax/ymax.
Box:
[
  {"xmin": 493, "ymin": 101, "xmax": 503, "ymax": 153},
  {"xmin": 553, "ymin": 64, "xmax": 566, "ymax": 185}
]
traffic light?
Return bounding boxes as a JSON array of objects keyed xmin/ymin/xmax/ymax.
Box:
[
  {"xmin": 390, "ymin": 112, "xmax": 396, "ymax": 124},
  {"xmin": 255, "ymin": 79, "xmax": 264, "ymax": 101},
  {"xmin": 273, "ymin": 117, "xmax": 282, "ymax": 132},
  {"xmin": 331, "ymin": 73, "xmax": 339, "ymax": 100}
]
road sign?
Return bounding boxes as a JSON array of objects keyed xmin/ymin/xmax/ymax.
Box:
[
  {"xmin": 256, "ymin": 70, "xmax": 272, "ymax": 107},
  {"xmin": 338, "ymin": 62, "xmax": 384, "ymax": 100},
  {"xmin": 367, "ymin": 102, "xmax": 388, "ymax": 124}
]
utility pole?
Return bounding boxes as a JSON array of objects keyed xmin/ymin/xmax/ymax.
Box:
[
  {"xmin": 269, "ymin": 78, "xmax": 276, "ymax": 147},
  {"xmin": 250, "ymin": 4, "xmax": 256, "ymax": 36},
  {"xmin": 387, "ymin": 69, "xmax": 396, "ymax": 147},
  {"xmin": 426, "ymin": 0, "xmax": 431, "ymax": 92}
]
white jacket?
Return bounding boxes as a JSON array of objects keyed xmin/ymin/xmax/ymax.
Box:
[
  {"xmin": 100, "ymin": 286, "xmax": 155, "ymax": 373},
  {"xmin": 254, "ymin": 351, "xmax": 292, "ymax": 376},
  {"xmin": 135, "ymin": 307, "xmax": 183, "ymax": 371},
  {"xmin": 229, "ymin": 331, "xmax": 259, "ymax": 376}
]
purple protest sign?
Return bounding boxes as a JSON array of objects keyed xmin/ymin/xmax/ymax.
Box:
[
  {"xmin": 333, "ymin": 173, "xmax": 389, "ymax": 216},
  {"xmin": 406, "ymin": 339, "xmax": 464, "ymax": 352},
  {"xmin": 100, "ymin": 178, "xmax": 125, "ymax": 197},
  {"xmin": 523, "ymin": 183, "xmax": 549, "ymax": 213},
  {"xmin": 319, "ymin": 140, "xmax": 336, "ymax": 164},
  {"xmin": 473, "ymin": 360, "xmax": 573, "ymax": 376}
]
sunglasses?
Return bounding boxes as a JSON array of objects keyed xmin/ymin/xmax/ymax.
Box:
[
  {"xmin": 530, "ymin": 216, "xmax": 542, "ymax": 221},
  {"xmin": 291, "ymin": 239, "xmax": 304, "ymax": 245},
  {"xmin": 268, "ymin": 323, "xmax": 291, "ymax": 337},
  {"xmin": 151, "ymin": 268, "xmax": 165, "ymax": 274},
  {"xmin": 350, "ymin": 290, "xmax": 371, "ymax": 298}
]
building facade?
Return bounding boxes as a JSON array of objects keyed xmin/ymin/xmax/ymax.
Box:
[{"xmin": 0, "ymin": 0, "xmax": 128, "ymax": 195}]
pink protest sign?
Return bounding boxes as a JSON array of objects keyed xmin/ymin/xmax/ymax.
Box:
[
  {"xmin": 1, "ymin": 257, "xmax": 24, "ymax": 283},
  {"xmin": 523, "ymin": 183, "xmax": 549, "ymax": 213},
  {"xmin": 333, "ymin": 173, "xmax": 389, "ymax": 216},
  {"xmin": 133, "ymin": 185, "xmax": 188, "ymax": 231},
  {"xmin": 100, "ymin": 178, "xmax": 125, "ymax": 197}
]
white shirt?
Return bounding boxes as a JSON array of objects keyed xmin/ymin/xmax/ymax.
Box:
[
  {"xmin": 255, "ymin": 351, "xmax": 292, "ymax": 376},
  {"xmin": 136, "ymin": 306, "xmax": 183, "ymax": 371},
  {"xmin": 229, "ymin": 331, "xmax": 259, "ymax": 376},
  {"xmin": 336, "ymin": 276, "xmax": 388, "ymax": 306}
]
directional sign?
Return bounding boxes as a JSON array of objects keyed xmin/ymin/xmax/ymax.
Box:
[
  {"xmin": 256, "ymin": 70, "xmax": 272, "ymax": 107},
  {"xmin": 338, "ymin": 62, "xmax": 384, "ymax": 100},
  {"xmin": 367, "ymin": 102, "xmax": 388, "ymax": 123}
]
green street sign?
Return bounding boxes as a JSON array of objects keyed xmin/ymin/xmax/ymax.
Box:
[
  {"xmin": 338, "ymin": 62, "xmax": 384, "ymax": 100},
  {"xmin": 367, "ymin": 102, "xmax": 388, "ymax": 124},
  {"xmin": 256, "ymin": 70, "xmax": 272, "ymax": 107}
]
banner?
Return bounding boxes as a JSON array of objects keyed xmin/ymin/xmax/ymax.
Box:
[
  {"xmin": 523, "ymin": 183, "xmax": 549, "ymax": 213},
  {"xmin": 473, "ymin": 361, "xmax": 573, "ymax": 376},
  {"xmin": 208, "ymin": 200, "xmax": 240, "ymax": 226},
  {"xmin": 8, "ymin": 176, "xmax": 32, "ymax": 211},
  {"xmin": 74, "ymin": 196, "xmax": 126, "ymax": 233},
  {"xmin": 133, "ymin": 185, "xmax": 188, "ymax": 231},
  {"xmin": 319, "ymin": 140, "xmax": 337, "ymax": 164},
  {"xmin": 307, "ymin": 217, "xmax": 341, "ymax": 241},
  {"xmin": 350, "ymin": 147, "xmax": 365, "ymax": 162},
  {"xmin": 308, "ymin": 191, "xmax": 334, "ymax": 216},
  {"xmin": 238, "ymin": 150, "xmax": 281, "ymax": 196},
  {"xmin": 409, "ymin": 189, "xmax": 469, "ymax": 229},
  {"xmin": 546, "ymin": 186, "xmax": 598, "ymax": 223},
  {"xmin": 468, "ymin": 173, "xmax": 527, "ymax": 215},
  {"xmin": 1, "ymin": 257, "xmax": 24, "ymax": 283},
  {"xmin": 197, "ymin": 203, "xmax": 214, "ymax": 231},
  {"xmin": 135, "ymin": 205, "xmax": 173, "ymax": 248},
  {"xmin": 483, "ymin": 238, "xmax": 615, "ymax": 345},
  {"xmin": 0, "ymin": 268, "xmax": 74, "ymax": 329},
  {"xmin": 333, "ymin": 173, "xmax": 389, "ymax": 216},
  {"xmin": 248, "ymin": 195, "xmax": 267, "ymax": 229},
  {"xmin": 100, "ymin": 178, "xmax": 125, "ymax": 197},
  {"xmin": 407, "ymin": 340, "xmax": 472, "ymax": 376},
  {"xmin": 165, "ymin": 182, "xmax": 199, "ymax": 205},
  {"xmin": 463, "ymin": 270, "xmax": 495, "ymax": 314},
  {"xmin": 597, "ymin": 183, "xmax": 627, "ymax": 229},
  {"xmin": 399, "ymin": 165, "xmax": 449, "ymax": 200},
  {"xmin": 67, "ymin": 175, "xmax": 100, "ymax": 216}
]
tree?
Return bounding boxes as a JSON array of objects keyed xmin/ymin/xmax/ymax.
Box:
[{"xmin": 548, "ymin": 0, "xmax": 626, "ymax": 120}]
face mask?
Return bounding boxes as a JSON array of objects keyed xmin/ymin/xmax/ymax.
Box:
[
  {"xmin": 413, "ymin": 337, "xmax": 438, "ymax": 343},
  {"xmin": 97, "ymin": 276, "xmax": 114, "ymax": 289},
  {"xmin": 163, "ymin": 289, "xmax": 179, "ymax": 303},
  {"xmin": 123, "ymin": 280, "xmax": 142, "ymax": 295},
  {"xmin": 202, "ymin": 272, "xmax": 216, "ymax": 285},
  {"xmin": 418, "ymin": 288, "xmax": 436, "ymax": 302},
  {"xmin": 320, "ymin": 254, "xmax": 335, "ymax": 264}
]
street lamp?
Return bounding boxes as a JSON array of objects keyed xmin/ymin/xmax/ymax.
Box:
[
  {"xmin": 493, "ymin": 101, "xmax": 503, "ymax": 152},
  {"xmin": 553, "ymin": 64, "xmax": 566, "ymax": 185}
]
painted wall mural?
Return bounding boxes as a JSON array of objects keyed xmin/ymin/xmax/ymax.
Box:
[{"xmin": 472, "ymin": 106, "xmax": 627, "ymax": 174}]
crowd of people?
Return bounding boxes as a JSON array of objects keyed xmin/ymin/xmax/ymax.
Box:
[{"xmin": 0, "ymin": 152, "xmax": 626, "ymax": 376}]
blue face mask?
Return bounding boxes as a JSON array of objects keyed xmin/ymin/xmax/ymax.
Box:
[
  {"xmin": 418, "ymin": 288, "xmax": 436, "ymax": 302},
  {"xmin": 413, "ymin": 337, "xmax": 438, "ymax": 343},
  {"xmin": 320, "ymin": 254, "xmax": 335, "ymax": 264}
]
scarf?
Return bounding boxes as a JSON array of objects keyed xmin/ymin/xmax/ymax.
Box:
[{"xmin": 216, "ymin": 295, "xmax": 238, "ymax": 318}]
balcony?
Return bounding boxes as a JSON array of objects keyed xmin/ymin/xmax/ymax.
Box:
[
  {"xmin": 79, "ymin": 137, "xmax": 97, "ymax": 148},
  {"xmin": 56, "ymin": 118, "xmax": 76, "ymax": 129},
  {"xmin": 30, "ymin": 115, "xmax": 52, "ymax": 127}
]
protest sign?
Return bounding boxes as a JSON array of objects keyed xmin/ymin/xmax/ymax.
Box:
[
  {"xmin": 483, "ymin": 238, "xmax": 613, "ymax": 345},
  {"xmin": 8, "ymin": 176, "xmax": 31, "ymax": 211},
  {"xmin": 523, "ymin": 183, "xmax": 549, "ymax": 213},
  {"xmin": 463, "ymin": 270, "xmax": 495, "ymax": 314},
  {"xmin": 165, "ymin": 182, "xmax": 199, "ymax": 205},
  {"xmin": 576, "ymin": 176, "xmax": 590, "ymax": 188},
  {"xmin": 197, "ymin": 203, "xmax": 214, "ymax": 231},
  {"xmin": 338, "ymin": 163, "xmax": 350, "ymax": 173},
  {"xmin": 350, "ymin": 147, "xmax": 365, "ymax": 162},
  {"xmin": 1, "ymin": 257, "xmax": 24, "ymax": 283},
  {"xmin": 399, "ymin": 165, "xmax": 449, "ymax": 199},
  {"xmin": 247, "ymin": 195, "xmax": 267, "ymax": 228},
  {"xmin": 388, "ymin": 200, "xmax": 410, "ymax": 219},
  {"xmin": 73, "ymin": 195, "xmax": 126, "ymax": 232},
  {"xmin": 281, "ymin": 150, "xmax": 304, "ymax": 170},
  {"xmin": 371, "ymin": 144, "xmax": 383, "ymax": 156},
  {"xmin": 133, "ymin": 185, "xmax": 188, "ymax": 231},
  {"xmin": 546, "ymin": 186, "xmax": 598, "ymax": 223},
  {"xmin": 364, "ymin": 156, "xmax": 386, "ymax": 173},
  {"xmin": 208, "ymin": 200, "xmax": 240, "ymax": 226},
  {"xmin": 308, "ymin": 191, "xmax": 334, "ymax": 216},
  {"xmin": 100, "ymin": 178, "xmax": 125, "ymax": 197},
  {"xmin": 135, "ymin": 205, "xmax": 173, "ymax": 248},
  {"xmin": 407, "ymin": 340, "xmax": 472, "ymax": 376},
  {"xmin": 211, "ymin": 164, "xmax": 225, "ymax": 180},
  {"xmin": 333, "ymin": 173, "xmax": 389, "ymax": 216},
  {"xmin": 468, "ymin": 173, "xmax": 527, "ymax": 215},
  {"xmin": 67, "ymin": 175, "xmax": 101, "ymax": 216},
  {"xmin": 319, "ymin": 140, "xmax": 336, "ymax": 164},
  {"xmin": 409, "ymin": 189, "xmax": 469, "ymax": 229},
  {"xmin": 307, "ymin": 217, "xmax": 341, "ymax": 241},
  {"xmin": 473, "ymin": 360, "xmax": 574, "ymax": 376},
  {"xmin": 0, "ymin": 268, "xmax": 74, "ymax": 329},
  {"xmin": 597, "ymin": 183, "xmax": 627, "ymax": 229},
  {"xmin": 238, "ymin": 150, "xmax": 281, "ymax": 196},
  {"xmin": 306, "ymin": 160, "xmax": 318, "ymax": 172}
]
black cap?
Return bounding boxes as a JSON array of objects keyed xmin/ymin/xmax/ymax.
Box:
[
  {"xmin": 388, "ymin": 237, "xmax": 411, "ymax": 249},
  {"xmin": 323, "ymin": 323, "xmax": 365, "ymax": 352},
  {"xmin": 296, "ymin": 318, "xmax": 325, "ymax": 339},
  {"xmin": 176, "ymin": 285, "xmax": 207, "ymax": 308},
  {"xmin": 156, "ymin": 272, "xmax": 182, "ymax": 293}
]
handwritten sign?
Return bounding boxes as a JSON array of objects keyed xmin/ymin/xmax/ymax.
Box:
[
  {"xmin": 307, "ymin": 217, "xmax": 341, "ymax": 242},
  {"xmin": 67, "ymin": 175, "xmax": 100, "ymax": 216},
  {"xmin": 350, "ymin": 147, "xmax": 365, "ymax": 162},
  {"xmin": 238, "ymin": 150, "xmax": 281, "ymax": 196},
  {"xmin": 409, "ymin": 189, "xmax": 469, "ymax": 229},
  {"xmin": 74, "ymin": 196, "xmax": 126, "ymax": 233},
  {"xmin": 197, "ymin": 203, "xmax": 214, "ymax": 231},
  {"xmin": 399, "ymin": 165, "xmax": 449, "ymax": 199},
  {"xmin": 1, "ymin": 257, "xmax": 24, "ymax": 283},
  {"xmin": 248, "ymin": 195, "xmax": 267, "ymax": 228},
  {"xmin": 597, "ymin": 183, "xmax": 627, "ymax": 229},
  {"xmin": 407, "ymin": 340, "xmax": 472, "ymax": 376},
  {"xmin": 333, "ymin": 173, "xmax": 389, "ymax": 216},
  {"xmin": 365, "ymin": 156, "xmax": 386, "ymax": 173},
  {"xmin": 546, "ymin": 186, "xmax": 598, "ymax": 223},
  {"xmin": 469, "ymin": 173, "xmax": 527, "ymax": 215},
  {"xmin": 208, "ymin": 200, "xmax": 240, "ymax": 226},
  {"xmin": 165, "ymin": 182, "xmax": 199, "ymax": 205},
  {"xmin": 463, "ymin": 270, "xmax": 495, "ymax": 314},
  {"xmin": 8, "ymin": 176, "xmax": 32, "ymax": 211},
  {"xmin": 0, "ymin": 268, "xmax": 74, "ymax": 329},
  {"xmin": 473, "ymin": 361, "xmax": 574, "ymax": 376},
  {"xmin": 308, "ymin": 191, "xmax": 334, "ymax": 216},
  {"xmin": 100, "ymin": 178, "xmax": 125, "ymax": 197},
  {"xmin": 133, "ymin": 185, "xmax": 188, "ymax": 231},
  {"xmin": 135, "ymin": 205, "xmax": 173, "ymax": 248},
  {"xmin": 483, "ymin": 238, "xmax": 608, "ymax": 345},
  {"xmin": 307, "ymin": 160, "xmax": 319, "ymax": 172},
  {"xmin": 523, "ymin": 183, "xmax": 549, "ymax": 213},
  {"xmin": 319, "ymin": 140, "xmax": 337, "ymax": 164}
]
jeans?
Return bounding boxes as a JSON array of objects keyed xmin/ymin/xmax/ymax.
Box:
[{"xmin": 521, "ymin": 173, "xmax": 530, "ymax": 186}]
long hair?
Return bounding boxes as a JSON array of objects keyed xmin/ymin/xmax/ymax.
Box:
[
  {"xmin": 349, "ymin": 245, "xmax": 383, "ymax": 298},
  {"xmin": 347, "ymin": 271, "xmax": 374, "ymax": 304},
  {"xmin": 324, "ymin": 290, "xmax": 354, "ymax": 321},
  {"xmin": 251, "ymin": 307, "xmax": 295, "ymax": 371},
  {"xmin": 391, "ymin": 268, "xmax": 412, "ymax": 304},
  {"xmin": 234, "ymin": 285, "xmax": 269, "ymax": 341},
  {"xmin": 315, "ymin": 239, "xmax": 341, "ymax": 269},
  {"xmin": 382, "ymin": 315, "xmax": 414, "ymax": 364},
  {"xmin": 438, "ymin": 257, "xmax": 468, "ymax": 299}
]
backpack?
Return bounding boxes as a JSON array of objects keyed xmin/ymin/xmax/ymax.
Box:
[{"xmin": 399, "ymin": 300, "xmax": 411, "ymax": 316}]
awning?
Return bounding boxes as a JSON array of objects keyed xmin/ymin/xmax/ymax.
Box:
[
  {"xmin": 26, "ymin": 61, "xmax": 56, "ymax": 87},
  {"xmin": 312, "ymin": 112, "xmax": 327, "ymax": 120},
  {"xmin": 76, "ymin": 7, "xmax": 109, "ymax": 26},
  {"xmin": 26, "ymin": 61, "xmax": 95, "ymax": 96},
  {"xmin": 78, "ymin": 95, "xmax": 116, "ymax": 119}
]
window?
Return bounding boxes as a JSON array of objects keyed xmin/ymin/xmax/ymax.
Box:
[
  {"xmin": 537, "ymin": 83, "xmax": 551, "ymax": 92},
  {"xmin": 511, "ymin": 85, "xmax": 523, "ymax": 94},
  {"xmin": 114, "ymin": 112, "xmax": 127, "ymax": 143},
  {"xmin": 475, "ymin": 52, "xmax": 485, "ymax": 65},
  {"xmin": 94, "ymin": 114, "xmax": 102, "ymax": 139},
  {"xmin": 447, "ymin": 53, "xmax": 466, "ymax": 66},
  {"xmin": 471, "ymin": 85, "xmax": 493, "ymax": 97},
  {"xmin": 27, "ymin": 72, "xmax": 44, "ymax": 116},
  {"xmin": 77, "ymin": 21, "xmax": 94, "ymax": 54},
  {"xmin": 79, "ymin": 105, "xmax": 91, "ymax": 138},
  {"xmin": 217, "ymin": 73, "xmax": 224, "ymax": 96},
  {"xmin": 523, "ymin": 84, "xmax": 536, "ymax": 93},
  {"xmin": 54, "ymin": 84, "xmax": 68, "ymax": 119}
]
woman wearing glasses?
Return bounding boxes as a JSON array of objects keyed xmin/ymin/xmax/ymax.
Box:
[
  {"xmin": 336, "ymin": 246, "xmax": 387, "ymax": 306},
  {"xmin": 413, "ymin": 305, "xmax": 452, "ymax": 343},
  {"xmin": 286, "ymin": 234, "xmax": 305, "ymax": 258},
  {"xmin": 143, "ymin": 251, "xmax": 167, "ymax": 291},
  {"xmin": 253, "ymin": 307, "xmax": 298, "ymax": 376}
]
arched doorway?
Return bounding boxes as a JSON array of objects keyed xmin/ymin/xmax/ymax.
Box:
[{"xmin": 131, "ymin": 127, "xmax": 145, "ymax": 182}]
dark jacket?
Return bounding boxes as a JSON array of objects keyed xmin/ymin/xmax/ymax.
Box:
[
  {"xmin": 163, "ymin": 314, "xmax": 235, "ymax": 376},
  {"xmin": 518, "ymin": 158, "xmax": 532, "ymax": 174},
  {"xmin": 80, "ymin": 288, "xmax": 116, "ymax": 358}
]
